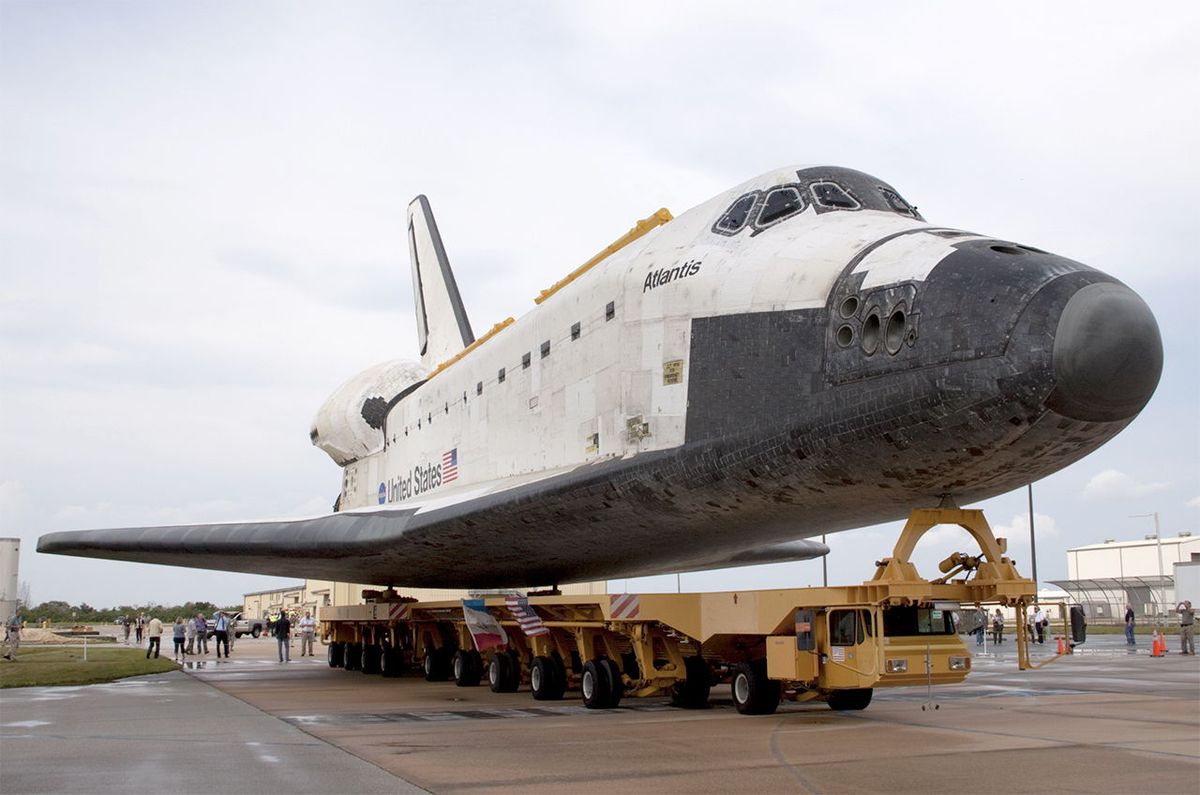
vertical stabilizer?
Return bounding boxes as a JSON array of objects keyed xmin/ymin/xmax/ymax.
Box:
[{"xmin": 407, "ymin": 195, "xmax": 475, "ymax": 371}]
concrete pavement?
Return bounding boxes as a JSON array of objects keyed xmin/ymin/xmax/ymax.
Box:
[{"xmin": 0, "ymin": 665, "xmax": 425, "ymax": 794}]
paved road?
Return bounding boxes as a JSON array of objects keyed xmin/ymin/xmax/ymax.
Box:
[
  {"xmin": 2, "ymin": 632, "xmax": 1196, "ymax": 794},
  {"xmin": 0, "ymin": 666, "xmax": 425, "ymax": 794}
]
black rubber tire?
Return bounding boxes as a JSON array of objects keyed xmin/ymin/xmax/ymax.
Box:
[
  {"xmin": 731, "ymin": 660, "xmax": 780, "ymax": 715},
  {"xmin": 670, "ymin": 655, "xmax": 711, "ymax": 709},
  {"xmin": 504, "ymin": 651, "xmax": 522, "ymax": 691},
  {"xmin": 343, "ymin": 643, "xmax": 363, "ymax": 672},
  {"xmin": 327, "ymin": 641, "xmax": 344, "ymax": 668},
  {"xmin": 827, "ymin": 688, "xmax": 873, "ymax": 711},
  {"xmin": 599, "ymin": 658, "xmax": 623, "ymax": 708},
  {"xmin": 488, "ymin": 653, "xmax": 520, "ymax": 693},
  {"xmin": 251, "ymin": 626, "xmax": 262, "ymax": 639},
  {"xmin": 530, "ymin": 655, "xmax": 565, "ymax": 701},
  {"xmin": 581, "ymin": 659, "xmax": 611, "ymax": 709},
  {"xmin": 423, "ymin": 649, "xmax": 449, "ymax": 681},
  {"xmin": 380, "ymin": 646, "xmax": 401, "ymax": 678},
  {"xmin": 361, "ymin": 644, "xmax": 383, "ymax": 674},
  {"xmin": 453, "ymin": 649, "xmax": 483, "ymax": 687}
]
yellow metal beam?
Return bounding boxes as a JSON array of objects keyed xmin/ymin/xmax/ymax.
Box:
[
  {"xmin": 534, "ymin": 207, "xmax": 673, "ymax": 305},
  {"xmin": 425, "ymin": 317, "xmax": 515, "ymax": 381}
]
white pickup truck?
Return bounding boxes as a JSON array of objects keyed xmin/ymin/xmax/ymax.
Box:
[{"xmin": 206, "ymin": 612, "xmax": 265, "ymax": 639}]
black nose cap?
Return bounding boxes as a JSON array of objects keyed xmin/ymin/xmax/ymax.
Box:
[{"xmin": 1046, "ymin": 282, "xmax": 1162, "ymax": 422}]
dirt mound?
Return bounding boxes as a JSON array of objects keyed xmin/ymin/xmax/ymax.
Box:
[{"xmin": 14, "ymin": 628, "xmax": 77, "ymax": 644}]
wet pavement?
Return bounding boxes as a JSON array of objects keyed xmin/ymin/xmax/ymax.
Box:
[{"xmin": 2, "ymin": 633, "xmax": 1197, "ymax": 794}]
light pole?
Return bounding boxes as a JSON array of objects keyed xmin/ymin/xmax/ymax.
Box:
[
  {"xmin": 1027, "ymin": 484, "xmax": 1038, "ymax": 597},
  {"xmin": 821, "ymin": 533, "xmax": 827, "ymax": 588},
  {"xmin": 1130, "ymin": 512, "xmax": 1165, "ymax": 620}
]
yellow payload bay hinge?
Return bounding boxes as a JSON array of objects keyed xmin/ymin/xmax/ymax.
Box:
[{"xmin": 535, "ymin": 207, "xmax": 673, "ymax": 305}]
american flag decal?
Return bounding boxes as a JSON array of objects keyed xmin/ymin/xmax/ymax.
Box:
[
  {"xmin": 442, "ymin": 448, "xmax": 459, "ymax": 483},
  {"xmin": 505, "ymin": 595, "xmax": 549, "ymax": 636}
]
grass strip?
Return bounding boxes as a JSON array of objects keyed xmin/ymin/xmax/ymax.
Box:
[{"xmin": 1, "ymin": 646, "xmax": 179, "ymax": 688}]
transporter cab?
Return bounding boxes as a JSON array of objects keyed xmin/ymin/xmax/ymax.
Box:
[{"xmin": 321, "ymin": 508, "xmax": 1050, "ymax": 715}]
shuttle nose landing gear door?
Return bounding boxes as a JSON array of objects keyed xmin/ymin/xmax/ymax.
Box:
[{"xmin": 824, "ymin": 608, "xmax": 877, "ymax": 689}]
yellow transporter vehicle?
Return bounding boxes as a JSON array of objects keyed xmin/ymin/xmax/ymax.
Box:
[{"xmin": 320, "ymin": 508, "xmax": 1037, "ymax": 715}]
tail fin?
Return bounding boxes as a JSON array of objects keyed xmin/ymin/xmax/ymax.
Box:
[{"xmin": 407, "ymin": 195, "xmax": 475, "ymax": 371}]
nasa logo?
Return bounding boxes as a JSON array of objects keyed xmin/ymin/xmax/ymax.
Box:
[{"xmin": 377, "ymin": 482, "xmax": 386, "ymax": 505}]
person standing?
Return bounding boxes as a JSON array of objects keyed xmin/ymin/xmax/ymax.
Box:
[
  {"xmin": 213, "ymin": 611, "xmax": 230, "ymax": 659},
  {"xmin": 298, "ymin": 611, "xmax": 316, "ymax": 656},
  {"xmin": 274, "ymin": 611, "xmax": 292, "ymax": 662},
  {"xmin": 1178, "ymin": 601, "xmax": 1195, "ymax": 655},
  {"xmin": 194, "ymin": 614, "xmax": 209, "ymax": 655},
  {"xmin": 1124, "ymin": 604, "xmax": 1136, "ymax": 646},
  {"xmin": 3, "ymin": 607, "xmax": 23, "ymax": 661},
  {"xmin": 122, "ymin": 615, "xmax": 132, "ymax": 645},
  {"xmin": 1033, "ymin": 606, "xmax": 1047, "ymax": 644},
  {"xmin": 135, "ymin": 613, "xmax": 146, "ymax": 644},
  {"xmin": 146, "ymin": 615, "xmax": 164, "ymax": 659},
  {"xmin": 185, "ymin": 614, "xmax": 197, "ymax": 655},
  {"xmin": 974, "ymin": 608, "xmax": 986, "ymax": 646},
  {"xmin": 991, "ymin": 609, "xmax": 1004, "ymax": 645},
  {"xmin": 172, "ymin": 618, "xmax": 187, "ymax": 661}
]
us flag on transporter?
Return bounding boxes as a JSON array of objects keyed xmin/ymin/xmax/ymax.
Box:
[
  {"xmin": 505, "ymin": 595, "xmax": 549, "ymax": 637},
  {"xmin": 442, "ymin": 448, "xmax": 459, "ymax": 483}
]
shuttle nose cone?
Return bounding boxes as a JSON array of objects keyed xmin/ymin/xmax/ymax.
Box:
[{"xmin": 1047, "ymin": 282, "xmax": 1162, "ymax": 422}]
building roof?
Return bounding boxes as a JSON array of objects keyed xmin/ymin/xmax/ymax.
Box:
[
  {"xmin": 1068, "ymin": 534, "xmax": 1196, "ymax": 552},
  {"xmin": 242, "ymin": 584, "xmax": 306, "ymax": 597}
]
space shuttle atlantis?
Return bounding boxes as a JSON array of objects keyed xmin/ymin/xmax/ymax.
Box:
[{"xmin": 40, "ymin": 166, "xmax": 1163, "ymax": 588}]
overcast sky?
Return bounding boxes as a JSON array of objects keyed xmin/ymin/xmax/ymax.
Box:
[{"xmin": 2, "ymin": 2, "xmax": 1197, "ymax": 608}]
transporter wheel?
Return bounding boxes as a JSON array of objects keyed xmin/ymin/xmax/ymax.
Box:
[
  {"xmin": 530, "ymin": 655, "xmax": 565, "ymax": 701},
  {"xmin": 327, "ymin": 641, "xmax": 344, "ymax": 668},
  {"xmin": 599, "ymin": 658, "xmax": 623, "ymax": 708},
  {"xmin": 380, "ymin": 646, "xmax": 401, "ymax": 678},
  {"xmin": 670, "ymin": 655, "xmax": 712, "ymax": 709},
  {"xmin": 453, "ymin": 649, "xmax": 483, "ymax": 687},
  {"xmin": 827, "ymin": 688, "xmax": 873, "ymax": 711},
  {"xmin": 581, "ymin": 659, "xmax": 612, "ymax": 709},
  {"xmin": 731, "ymin": 660, "xmax": 780, "ymax": 716},
  {"xmin": 251, "ymin": 627, "xmax": 262, "ymax": 639},
  {"xmin": 343, "ymin": 643, "xmax": 363, "ymax": 672},
  {"xmin": 361, "ymin": 644, "xmax": 383, "ymax": 674},
  {"xmin": 489, "ymin": 652, "xmax": 520, "ymax": 693},
  {"xmin": 423, "ymin": 649, "xmax": 450, "ymax": 681}
]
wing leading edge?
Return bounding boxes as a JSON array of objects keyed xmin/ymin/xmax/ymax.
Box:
[{"xmin": 38, "ymin": 447, "xmax": 830, "ymax": 588}]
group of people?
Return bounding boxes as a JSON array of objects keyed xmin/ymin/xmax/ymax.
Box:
[
  {"xmin": 268, "ymin": 610, "xmax": 317, "ymax": 663},
  {"xmin": 120, "ymin": 608, "xmax": 318, "ymax": 663},
  {"xmin": 1125, "ymin": 600, "xmax": 1196, "ymax": 654},
  {"xmin": 130, "ymin": 611, "xmax": 237, "ymax": 660},
  {"xmin": 972, "ymin": 608, "xmax": 1007, "ymax": 645}
]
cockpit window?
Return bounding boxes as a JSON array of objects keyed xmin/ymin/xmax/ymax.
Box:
[
  {"xmin": 810, "ymin": 181, "xmax": 860, "ymax": 210},
  {"xmin": 879, "ymin": 187, "xmax": 922, "ymax": 219},
  {"xmin": 757, "ymin": 186, "xmax": 805, "ymax": 227},
  {"xmin": 714, "ymin": 193, "xmax": 758, "ymax": 235}
]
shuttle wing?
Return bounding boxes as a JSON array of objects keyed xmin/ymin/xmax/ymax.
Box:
[{"xmin": 38, "ymin": 453, "xmax": 828, "ymax": 588}]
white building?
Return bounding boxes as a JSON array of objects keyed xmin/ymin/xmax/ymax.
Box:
[{"xmin": 1052, "ymin": 532, "xmax": 1199, "ymax": 620}]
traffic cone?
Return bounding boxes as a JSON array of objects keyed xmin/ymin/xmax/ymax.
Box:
[
  {"xmin": 1056, "ymin": 635, "xmax": 1066, "ymax": 654},
  {"xmin": 1151, "ymin": 631, "xmax": 1163, "ymax": 657}
]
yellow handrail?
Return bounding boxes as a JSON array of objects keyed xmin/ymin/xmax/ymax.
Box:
[
  {"xmin": 426, "ymin": 317, "xmax": 515, "ymax": 381},
  {"xmin": 534, "ymin": 207, "xmax": 673, "ymax": 305}
]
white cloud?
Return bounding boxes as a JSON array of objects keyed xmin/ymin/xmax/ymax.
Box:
[
  {"xmin": 993, "ymin": 513, "xmax": 1061, "ymax": 545},
  {"xmin": 1083, "ymin": 469, "xmax": 1171, "ymax": 500}
]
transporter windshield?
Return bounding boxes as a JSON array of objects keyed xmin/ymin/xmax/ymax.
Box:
[{"xmin": 883, "ymin": 605, "xmax": 956, "ymax": 636}]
